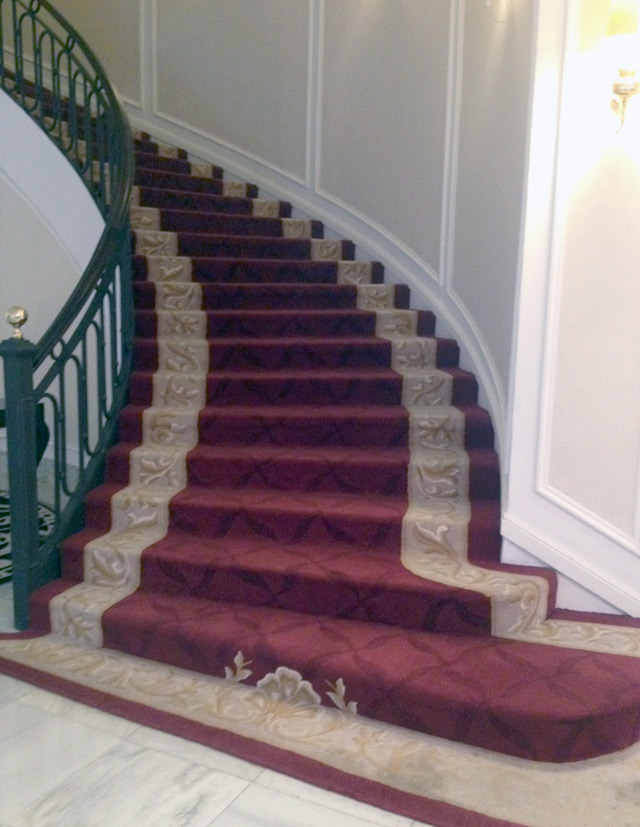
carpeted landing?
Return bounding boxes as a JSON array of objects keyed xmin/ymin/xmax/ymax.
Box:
[{"xmin": 4, "ymin": 136, "xmax": 640, "ymax": 827}]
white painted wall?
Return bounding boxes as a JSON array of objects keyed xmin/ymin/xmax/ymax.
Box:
[
  {"xmin": 504, "ymin": 0, "xmax": 640, "ymax": 614},
  {"xmin": 53, "ymin": 0, "xmax": 534, "ymax": 458},
  {"xmin": 0, "ymin": 92, "xmax": 104, "ymax": 381}
]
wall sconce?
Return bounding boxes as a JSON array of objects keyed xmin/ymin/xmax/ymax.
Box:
[{"xmin": 608, "ymin": 0, "xmax": 640, "ymax": 128}]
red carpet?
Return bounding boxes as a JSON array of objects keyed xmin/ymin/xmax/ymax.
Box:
[{"xmin": 4, "ymin": 134, "xmax": 640, "ymax": 826}]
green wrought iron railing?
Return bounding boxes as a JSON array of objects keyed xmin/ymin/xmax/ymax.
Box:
[{"xmin": 0, "ymin": 0, "xmax": 133, "ymax": 629}]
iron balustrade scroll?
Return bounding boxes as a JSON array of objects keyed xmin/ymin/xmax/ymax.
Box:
[{"xmin": 0, "ymin": 0, "xmax": 134, "ymax": 629}]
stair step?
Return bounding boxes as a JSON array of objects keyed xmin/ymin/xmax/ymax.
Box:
[
  {"xmin": 133, "ymin": 207, "xmax": 324, "ymax": 239},
  {"xmin": 117, "ymin": 403, "xmax": 495, "ymax": 450},
  {"xmin": 134, "ymin": 150, "xmax": 220, "ymax": 178},
  {"xmin": 127, "ymin": 366, "xmax": 477, "ymax": 407},
  {"xmin": 135, "ymin": 185, "xmax": 292, "ymax": 217},
  {"xmin": 106, "ymin": 442, "xmax": 499, "ymax": 499},
  {"xmin": 132, "ymin": 335, "xmax": 459, "ymax": 371},
  {"xmin": 132, "ymin": 281, "xmax": 408, "ymax": 310},
  {"xmin": 132, "ymin": 256, "xmax": 386, "ymax": 285},
  {"xmin": 135, "ymin": 308, "xmax": 433, "ymax": 338},
  {"xmin": 84, "ymin": 482, "xmax": 405, "ymax": 549},
  {"xmin": 133, "ymin": 231, "xmax": 355, "ymax": 261},
  {"xmin": 99, "ymin": 590, "xmax": 640, "ymax": 762},
  {"xmin": 133, "ymin": 139, "xmax": 189, "ymax": 159},
  {"xmin": 134, "ymin": 167, "xmax": 257, "ymax": 197}
]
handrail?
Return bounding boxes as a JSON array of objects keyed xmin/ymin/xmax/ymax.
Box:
[{"xmin": 0, "ymin": 0, "xmax": 134, "ymax": 629}]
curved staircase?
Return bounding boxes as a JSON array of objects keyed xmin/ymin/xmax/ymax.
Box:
[{"xmin": 4, "ymin": 136, "xmax": 640, "ymax": 781}]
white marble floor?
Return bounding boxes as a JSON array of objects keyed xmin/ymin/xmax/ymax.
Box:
[{"xmin": 0, "ymin": 584, "xmax": 435, "ymax": 827}]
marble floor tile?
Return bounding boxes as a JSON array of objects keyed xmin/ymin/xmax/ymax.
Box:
[
  {"xmin": 10, "ymin": 741, "xmax": 249, "ymax": 827},
  {"xmin": 18, "ymin": 686, "xmax": 141, "ymax": 739},
  {"xmin": 0, "ymin": 676, "xmax": 437, "ymax": 827},
  {"xmin": 0, "ymin": 673, "xmax": 31, "ymax": 706},
  {"xmin": 207, "ymin": 783, "xmax": 418, "ymax": 827},
  {"xmin": 254, "ymin": 769, "xmax": 414, "ymax": 827},
  {"xmin": 129, "ymin": 724, "xmax": 263, "ymax": 782},
  {"xmin": 0, "ymin": 698, "xmax": 53, "ymax": 741},
  {"xmin": 0, "ymin": 714, "xmax": 121, "ymax": 821},
  {"xmin": 0, "ymin": 585, "xmax": 15, "ymax": 634}
]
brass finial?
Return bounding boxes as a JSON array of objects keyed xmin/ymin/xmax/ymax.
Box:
[{"xmin": 6, "ymin": 306, "xmax": 28, "ymax": 338}]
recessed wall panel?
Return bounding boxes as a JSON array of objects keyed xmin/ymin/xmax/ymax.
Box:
[
  {"xmin": 453, "ymin": 0, "xmax": 535, "ymax": 395},
  {"xmin": 320, "ymin": 0, "xmax": 449, "ymax": 268},
  {"xmin": 545, "ymin": 31, "xmax": 640, "ymax": 537},
  {"xmin": 155, "ymin": 0, "xmax": 309, "ymax": 179},
  {"xmin": 52, "ymin": 0, "xmax": 142, "ymax": 105}
]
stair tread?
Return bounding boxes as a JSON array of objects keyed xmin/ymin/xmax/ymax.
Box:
[
  {"xmin": 117, "ymin": 403, "xmax": 495, "ymax": 450},
  {"xmin": 102, "ymin": 589, "xmax": 640, "ymax": 762},
  {"xmin": 173, "ymin": 483, "xmax": 410, "ymax": 514},
  {"xmin": 149, "ymin": 209, "xmax": 323, "ymax": 238}
]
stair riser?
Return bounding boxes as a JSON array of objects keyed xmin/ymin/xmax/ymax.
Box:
[
  {"xmin": 132, "ymin": 338, "xmax": 458, "ymax": 372},
  {"xmin": 132, "ymin": 256, "xmax": 386, "ymax": 285},
  {"xmin": 137, "ymin": 188, "xmax": 291, "ymax": 217},
  {"xmin": 134, "ymin": 310, "xmax": 433, "ymax": 339},
  {"xmin": 134, "ymin": 140, "xmax": 188, "ymax": 158},
  {"xmin": 134, "ymin": 340, "xmax": 393, "ymax": 371},
  {"xmin": 174, "ymin": 236, "xmax": 354, "ymax": 261},
  {"xmin": 118, "ymin": 405, "xmax": 495, "ymax": 450},
  {"xmin": 119, "ymin": 406, "xmax": 411, "ymax": 449},
  {"xmin": 127, "ymin": 371, "xmax": 477, "ymax": 407},
  {"xmin": 110, "ymin": 450, "xmax": 409, "ymax": 496},
  {"xmin": 133, "ymin": 283, "xmax": 398, "ymax": 311},
  {"xmin": 134, "ymin": 169, "xmax": 248, "ymax": 195},
  {"xmin": 149, "ymin": 211, "xmax": 322, "ymax": 239},
  {"xmin": 170, "ymin": 499, "xmax": 403, "ymax": 551},
  {"xmin": 135, "ymin": 153, "xmax": 202, "ymax": 176},
  {"xmin": 105, "ymin": 446, "xmax": 498, "ymax": 500},
  {"xmin": 78, "ymin": 483, "xmax": 404, "ymax": 551}
]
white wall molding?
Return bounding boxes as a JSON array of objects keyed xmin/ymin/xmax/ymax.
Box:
[
  {"xmin": 118, "ymin": 0, "xmax": 146, "ymax": 109},
  {"xmin": 502, "ymin": 514, "xmax": 639, "ymax": 614},
  {"xmin": 154, "ymin": 109, "xmax": 309, "ymax": 189},
  {"xmin": 440, "ymin": 0, "xmax": 464, "ymax": 294},
  {"xmin": 308, "ymin": 0, "xmax": 324, "ymax": 192},
  {"xmin": 148, "ymin": 0, "xmax": 308, "ymax": 189},
  {"xmin": 504, "ymin": 0, "xmax": 640, "ymax": 613},
  {"xmin": 538, "ymin": 482, "xmax": 640, "ymax": 553}
]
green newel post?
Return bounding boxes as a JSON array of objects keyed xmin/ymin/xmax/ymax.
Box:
[{"xmin": 0, "ymin": 309, "xmax": 39, "ymax": 630}]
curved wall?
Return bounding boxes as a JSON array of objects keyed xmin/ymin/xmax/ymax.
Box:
[
  {"xmin": 0, "ymin": 92, "xmax": 104, "ymax": 376},
  {"xmin": 54, "ymin": 0, "xmax": 536, "ymax": 453}
]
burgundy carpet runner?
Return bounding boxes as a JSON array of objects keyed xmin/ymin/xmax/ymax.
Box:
[{"xmin": 6, "ymin": 137, "xmax": 640, "ymax": 789}]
